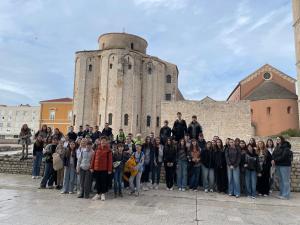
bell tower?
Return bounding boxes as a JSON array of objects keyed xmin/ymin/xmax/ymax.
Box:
[{"xmin": 293, "ymin": 0, "xmax": 300, "ymax": 124}]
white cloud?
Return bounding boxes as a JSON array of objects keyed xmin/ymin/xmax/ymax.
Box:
[{"xmin": 132, "ymin": 0, "xmax": 188, "ymax": 10}]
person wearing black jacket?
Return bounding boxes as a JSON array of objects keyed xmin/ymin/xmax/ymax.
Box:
[
  {"xmin": 242, "ymin": 144, "xmax": 259, "ymax": 199},
  {"xmin": 187, "ymin": 115, "xmax": 202, "ymax": 140},
  {"xmin": 256, "ymin": 141, "xmax": 272, "ymax": 196},
  {"xmin": 272, "ymin": 136, "xmax": 293, "ymax": 199},
  {"xmin": 164, "ymin": 138, "xmax": 177, "ymax": 190},
  {"xmin": 172, "ymin": 112, "xmax": 187, "ymax": 141},
  {"xmin": 152, "ymin": 138, "xmax": 164, "ymax": 189},
  {"xmin": 40, "ymin": 138, "xmax": 59, "ymax": 189},
  {"xmin": 214, "ymin": 139, "xmax": 227, "ymax": 193},
  {"xmin": 67, "ymin": 126, "xmax": 77, "ymax": 142},
  {"xmin": 141, "ymin": 137, "xmax": 155, "ymax": 190},
  {"xmin": 160, "ymin": 120, "xmax": 172, "ymax": 145},
  {"xmin": 32, "ymin": 135, "xmax": 44, "ymax": 179},
  {"xmin": 225, "ymin": 139, "xmax": 241, "ymax": 197},
  {"xmin": 201, "ymin": 141, "xmax": 215, "ymax": 192},
  {"xmin": 102, "ymin": 123, "xmax": 113, "ymax": 142},
  {"xmin": 77, "ymin": 126, "xmax": 84, "ymax": 138},
  {"xmin": 91, "ymin": 126, "xmax": 101, "ymax": 143}
]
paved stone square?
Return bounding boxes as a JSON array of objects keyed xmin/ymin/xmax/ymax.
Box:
[{"xmin": 0, "ymin": 174, "xmax": 300, "ymax": 225}]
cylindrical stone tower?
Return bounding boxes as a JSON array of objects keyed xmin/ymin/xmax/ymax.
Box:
[{"xmin": 73, "ymin": 33, "xmax": 179, "ymax": 136}]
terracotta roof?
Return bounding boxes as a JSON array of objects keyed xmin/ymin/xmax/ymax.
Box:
[
  {"xmin": 245, "ymin": 81, "xmax": 298, "ymax": 101},
  {"xmin": 40, "ymin": 98, "xmax": 73, "ymax": 103}
]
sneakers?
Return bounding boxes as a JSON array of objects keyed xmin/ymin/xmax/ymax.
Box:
[
  {"xmin": 60, "ymin": 191, "xmax": 67, "ymax": 194},
  {"xmin": 69, "ymin": 192, "xmax": 74, "ymax": 194},
  {"xmin": 154, "ymin": 185, "xmax": 159, "ymax": 190},
  {"xmin": 235, "ymin": 195, "xmax": 240, "ymax": 198},
  {"xmin": 169, "ymin": 187, "xmax": 173, "ymax": 191},
  {"xmin": 178, "ymin": 188, "xmax": 182, "ymax": 191},
  {"xmin": 252, "ymin": 196, "xmax": 256, "ymax": 199},
  {"xmin": 100, "ymin": 194, "xmax": 105, "ymax": 201},
  {"xmin": 142, "ymin": 186, "xmax": 149, "ymax": 191},
  {"xmin": 193, "ymin": 189, "xmax": 198, "ymax": 192},
  {"xmin": 210, "ymin": 189, "xmax": 214, "ymax": 193},
  {"xmin": 32, "ymin": 176, "xmax": 36, "ymax": 179},
  {"xmin": 204, "ymin": 189, "xmax": 208, "ymax": 193},
  {"xmin": 182, "ymin": 188, "xmax": 186, "ymax": 192},
  {"xmin": 92, "ymin": 194, "xmax": 101, "ymax": 200},
  {"xmin": 263, "ymin": 194, "xmax": 268, "ymax": 197}
]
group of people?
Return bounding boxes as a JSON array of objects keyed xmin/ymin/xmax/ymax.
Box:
[{"xmin": 26, "ymin": 112, "xmax": 293, "ymax": 201}]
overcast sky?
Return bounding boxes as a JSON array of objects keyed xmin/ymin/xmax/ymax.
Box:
[{"xmin": 0, "ymin": 0, "xmax": 296, "ymax": 105}]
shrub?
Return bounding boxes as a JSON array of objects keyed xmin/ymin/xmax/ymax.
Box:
[{"xmin": 279, "ymin": 129, "xmax": 300, "ymax": 138}]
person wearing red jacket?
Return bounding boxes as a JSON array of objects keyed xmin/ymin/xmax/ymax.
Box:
[{"xmin": 90, "ymin": 136, "xmax": 112, "ymax": 201}]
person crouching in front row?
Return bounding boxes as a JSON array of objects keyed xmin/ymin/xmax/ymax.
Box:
[{"xmin": 90, "ymin": 136, "xmax": 112, "ymax": 201}]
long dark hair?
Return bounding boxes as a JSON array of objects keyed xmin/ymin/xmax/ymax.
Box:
[
  {"xmin": 216, "ymin": 139, "xmax": 223, "ymax": 151},
  {"xmin": 266, "ymin": 139, "xmax": 274, "ymax": 148},
  {"xmin": 190, "ymin": 139, "xmax": 200, "ymax": 151}
]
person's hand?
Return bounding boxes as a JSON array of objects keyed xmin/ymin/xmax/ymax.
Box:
[
  {"xmin": 230, "ymin": 165, "xmax": 234, "ymax": 169},
  {"xmin": 77, "ymin": 169, "xmax": 80, "ymax": 174},
  {"xmin": 244, "ymin": 164, "xmax": 248, "ymax": 167},
  {"xmin": 90, "ymin": 169, "xmax": 94, "ymax": 173},
  {"xmin": 271, "ymin": 160, "xmax": 275, "ymax": 166},
  {"xmin": 258, "ymin": 173, "xmax": 262, "ymax": 177},
  {"xmin": 108, "ymin": 171, "xmax": 112, "ymax": 174}
]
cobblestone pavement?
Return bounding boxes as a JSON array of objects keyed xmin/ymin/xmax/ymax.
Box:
[{"xmin": 0, "ymin": 174, "xmax": 300, "ymax": 225}]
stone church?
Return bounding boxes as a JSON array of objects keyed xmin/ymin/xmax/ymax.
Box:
[{"xmin": 73, "ymin": 32, "xmax": 252, "ymax": 139}]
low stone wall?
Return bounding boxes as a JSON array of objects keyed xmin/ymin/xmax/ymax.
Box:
[{"xmin": 0, "ymin": 155, "xmax": 45, "ymax": 176}]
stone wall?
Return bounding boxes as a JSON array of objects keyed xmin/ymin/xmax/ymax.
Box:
[{"xmin": 161, "ymin": 99, "xmax": 252, "ymax": 141}]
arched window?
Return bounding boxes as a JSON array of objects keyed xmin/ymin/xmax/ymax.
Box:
[
  {"xmin": 124, "ymin": 114, "xmax": 129, "ymax": 126},
  {"xmin": 156, "ymin": 116, "xmax": 160, "ymax": 127},
  {"xmin": 148, "ymin": 67, "xmax": 152, "ymax": 74},
  {"xmin": 73, "ymin": 115, "xmax": 76, "ymax": 126},
  {"xmin": 147, "ymin": 115, "xmax": 151, "ymax": 127},
  {"xmin": 110, "ymin": 63, "xmax": 113, "ymax": 69},
  {"xmin": 108, "ymin": 113, "xmax": 113, "ymax": 125},
  {"xmin": 287, "ymin": 106, "xmax": 292, "ymax": 114},
  {"xmin": 267, "ymin": 107, "xmax": 271, "ymax": 115},
  {"xmin": 166, "ymin": 75, "xmax": 171, "ymax": 83},
  {"xmin": 131, "ymin": 43, "xmax": 134, "ymax": 50},
  {"xmin": 88, "ymin": 64, "xmax": 92, "ymax": 72},
  {"xmin": 99, "ymin": 114, "xmax": 101, "ymax": 125}
]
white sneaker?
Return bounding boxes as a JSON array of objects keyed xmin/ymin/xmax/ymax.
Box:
[
  {"xmin": 170, "ymin": 187, "xmax": 173, "ymax": 191},
  {"xmin": 100, "ymin": 194, "xmax": 105, "ymax": 201},
  {"xmin": 154, "ymin": 185, "xmax": 158, "ymax": 190},
  {"xmin": 166, "ymin": 187, "xmax": 170, "ymax": 191},
  {"xmin": 69, "ymin": 192, "xmax": 74, "ymax": 194},
  {"xmin": 179, "ymin": 188, "xmax": 182, "ymax": 191},
  {"xmin": 143, "ymin": 186, "xmax": 149, "ymax": 191},
  {"xmin": 32, "ymin": 176, "xmax": 36, "ymax": 179},
  {"xmin": 210, "ymin": 189, "xmax": 214, "ymax": 193},
  {"xmin": 182, "ymin": 188, "xmax": 186, "ymax": 192},
  {"xmin": 204, "ymin": 189, "xmax": 208, "ymax": 193},
  {"xmin": 92, "ymin": 194, "xmax": 101, "ymax": 200},
  {"xmin": 60, "ymin": 191, "xmax": 67, "ymax": 194}
]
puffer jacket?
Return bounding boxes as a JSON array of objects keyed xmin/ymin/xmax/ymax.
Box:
[
  {"xmin": 273, "ymin": 141, "xmax": 293, "ymax": 166},
  {"xmin": 91, "ymin": 145, "xmax": 112, "ymax": 172}
]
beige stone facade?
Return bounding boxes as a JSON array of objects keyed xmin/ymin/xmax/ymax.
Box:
[
  {"xmin": 161, "ymin": 98, "xmax": 252, "ymax": 141},
  {"xmin": 73, "ymin": 33, "xmax": 180, "ymax": 136},
  {"xmin": 293, "ymin": 0, "xmax": 300, "ymax": 126}
]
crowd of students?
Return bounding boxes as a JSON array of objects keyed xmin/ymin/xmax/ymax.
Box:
[{"xmin": 26, "ymin": 112, "xmax": 293, "ymax": 201}]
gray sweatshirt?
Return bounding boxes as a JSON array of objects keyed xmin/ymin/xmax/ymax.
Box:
[{"xmin": 77, "ymin": 148, "xmax": 94, "ymax": 170}]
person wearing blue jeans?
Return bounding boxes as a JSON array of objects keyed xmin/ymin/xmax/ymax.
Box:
[
  {"xmin": 272, "ymin": 136, "xmax": 293, "ymax": 200},
  {"xmin": 177, "ymin": 139, "xmax": 188, "ymax": 191},
  {"xmin": 243, "ymin": 144, "xmax": 259, "ymax": 199},
  {"xmin": 61, "ymin": 141, "xmax": 77, "ymax": 194},
  {"xmin": 201, "ymin": 141, "xmax": 215, "ymax": 192},
  {"xmin": 225, "ymin": 139, "xmax": 241, "ymax": 197},
  {"xmin": 32, "ymin": 135, "xmax": 44, "ymax": 178},
  {"xmin": 113, "ymin": 144, "xmax": 125, "ymax": 197},
  {"xmin": 40, "ymin": 138, "xmax": 58, "ymax": 188},
  {"xmin": 189, "ymin": 139, "xmax": 201, "ymax": 191}
]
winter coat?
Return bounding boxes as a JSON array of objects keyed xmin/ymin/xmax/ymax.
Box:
[{"xmin": 272, "ymin": 141, "xmax": 293, "ymax": 167}]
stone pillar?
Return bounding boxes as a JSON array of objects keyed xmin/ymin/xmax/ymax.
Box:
[{"xmin": 293, "ymin": 0, "xmax": 300, "ymax": 125}]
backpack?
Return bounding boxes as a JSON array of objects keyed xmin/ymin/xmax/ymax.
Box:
[{"xmin": 52, "ymin": 152, "xmax": 63, "ymax": 171}]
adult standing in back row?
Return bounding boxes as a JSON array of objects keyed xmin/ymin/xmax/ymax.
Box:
[
  {"xmin": 172, "ymin": 112, "xmax": 187, "ymax": 142},
  {"xmin": 187, "ymin": 115, "xmax": 202, "ymax": 140}
]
